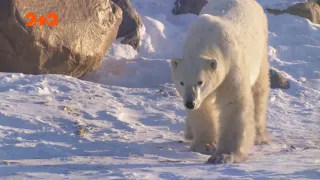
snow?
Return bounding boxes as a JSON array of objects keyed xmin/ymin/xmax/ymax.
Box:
[{"xmin": 0, "ymin": 0, "xmax": 319, "ymax": 179}]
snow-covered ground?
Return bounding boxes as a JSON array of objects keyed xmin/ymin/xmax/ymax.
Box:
[{"xmin": 0, "ymin": 0, "xmax": 319, "ymax": 179}]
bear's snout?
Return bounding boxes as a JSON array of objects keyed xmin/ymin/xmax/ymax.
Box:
[{"xmin": 185, "ymin": 101, "xmax": 196, "ymax": 109}]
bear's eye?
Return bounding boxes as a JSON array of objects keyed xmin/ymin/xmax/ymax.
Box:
[
  {"xmin": 180, "ymin": 82, "xmax": 184, "ymax": 86},
  {"xmin": 210, "ymin": 59, "xmax": 217, "ymax": 70},
  {"xmin": 197, "ymin": 81, "xmax": 203, "ymax": 86}
]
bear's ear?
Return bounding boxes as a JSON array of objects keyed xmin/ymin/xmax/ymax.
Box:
[
  {"xmin": 210, "ymin": 59, "xmax": 217, "ymax": 70},
  {"xmin": 171, "ymin": 58, "xmax": 181, "ymax": 69}
]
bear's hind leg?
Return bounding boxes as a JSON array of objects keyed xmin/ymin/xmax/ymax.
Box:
[{"xmin": 252, "ymin": 54, "xmax": 270, "ymax": 145}]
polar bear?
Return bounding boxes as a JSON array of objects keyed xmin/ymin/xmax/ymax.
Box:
[{"xmin": 171, "ymin": 0, "xmax": 270, "ymax": 163}]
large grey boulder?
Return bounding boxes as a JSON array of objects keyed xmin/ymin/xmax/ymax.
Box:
[
  {"xmin": 0, "ymin": 0, "xmax": 123, "ymax": 78},
  {"xmin": 112, "ymin": 0, "xmax": 142, "ymax": 50}
]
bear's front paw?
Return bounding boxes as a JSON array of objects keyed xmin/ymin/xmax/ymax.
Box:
[
  {"xmin": 190, "ymin": 142, "xmax": 216, "ymax": 155},
  {"xmin": 207, "ymin": 154, "xmax": 234, "ymax": 164}
]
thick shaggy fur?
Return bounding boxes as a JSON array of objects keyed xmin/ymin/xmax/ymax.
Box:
[{"xmin": 171, "ymin": 0, "xmax": 270, "ymax": 163}]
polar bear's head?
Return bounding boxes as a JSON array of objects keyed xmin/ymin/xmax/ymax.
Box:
[{"xmin": 171, "ymin": 57, "xmax": 221, "ymax": 110}]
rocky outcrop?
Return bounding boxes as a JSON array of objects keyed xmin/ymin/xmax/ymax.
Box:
[
  {"xmin": 266, "ymin": 1, "xmax": 320, "ymax": 24},
  {"xmin": 269, "ymin": 69, "xmax": 290, "ymax": 89},
  {"xmin": 0, "ymin": 0, "xmax": 122, "ymax": 78},
  {"xmin": 172, "ymin": 0, "xmax": 208, "ymax": 15},
  {"xmin": 112, "ymin": 0, "xmax": 142, "ymax": 50}
]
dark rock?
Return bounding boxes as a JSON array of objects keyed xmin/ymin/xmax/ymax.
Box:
[
  {"xmin": 172, "ymin": 0, "xmax": 208, "ymax": 15},
  {"xmin": 266, "ymin": 1, "xmax": 320, "ymax": 24},
  {"xmin": 112, "ymin": 0, "xmax": 142, "ymax": 50},
  {"xmin": 0, "ymin": 0, "xmax": 122, "ymax": 78},
  {"xmin": 269, "ymin": 69, "xmax": 290, "ymax": 89}
]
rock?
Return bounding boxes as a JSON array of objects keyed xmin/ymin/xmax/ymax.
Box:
[
  {"xmin": 172, "ymin": 0, "xmax": 208, "ymax": 15},
  {"xmin": 266, "ymin": 1, "xmax": 320, "ymax": 24},
  {"xmin": 269, "ymin": 69, "xmax": 290, "ymax": 89},
  {"xmin": 112, "ymin": 0, "xmax": 142, "ymax": 50},
  {"xmin": 0, "ymin": 0, "xmax": 122, "ymax": 78}
]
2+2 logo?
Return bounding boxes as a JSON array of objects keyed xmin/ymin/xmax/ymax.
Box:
[{"xmin": 25, "ymin": 12, "xmax": 59, "ymax": 27}]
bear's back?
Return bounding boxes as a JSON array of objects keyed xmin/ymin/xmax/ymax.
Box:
[
  {"xmin": 200, "ymin": 0, "xmax": 265, "ymax": 23},
  {"xmin": 199, "ymin": 0, "xmax": 268, "ymax": 85},
  {"xmin": 183, "ymin": 15, "xmax": 227, "ymax": 58}
]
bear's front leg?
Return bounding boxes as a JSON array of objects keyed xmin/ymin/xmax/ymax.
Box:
[
  {"xmin": 208, "ymin": 81, "xmax": 255, "ymax": 164},
  {"xmin": 187, "ymin": 103, "xmax": 218, "ymax": 155}
]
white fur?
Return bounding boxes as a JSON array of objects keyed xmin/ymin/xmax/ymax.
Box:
[{"xmin": 171, "ymin": 0, "xmax": 270, "ymax": 163}]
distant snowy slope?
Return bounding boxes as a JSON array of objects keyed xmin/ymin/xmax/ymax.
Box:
[{"xmin": 0, "ymin": 0, "xmax": 319, "ymax": 179}]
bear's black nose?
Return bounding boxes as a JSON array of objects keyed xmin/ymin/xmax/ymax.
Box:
[{"xmin": 185, "ymin": 101, "xmax": 195, "ymax": 109}]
